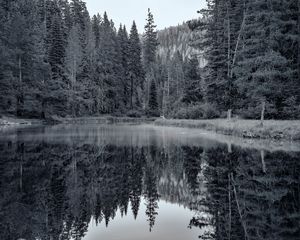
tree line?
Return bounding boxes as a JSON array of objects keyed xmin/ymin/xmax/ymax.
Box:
[
  {"xmin": 137, "ymin": 0, "xmax": 300, "ymax": 121},
  {"xmin": 0, "ymin": 0, "xmax": 299, "ymax": 120},
  {"xmin": 0, "ymin": 0, "xmax": 160, "ymax": 118}
]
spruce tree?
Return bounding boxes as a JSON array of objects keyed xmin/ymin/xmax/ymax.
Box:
[
  {"xmin": 46, "ymin": 12, "xmax": 68, "ymax": 117},
  {"xmin": 147, "ymin": 79, "xmax": 159, "ymax": 117},
  {"xmin": 182, "ymin": 56, "xmax": 202, "ymax": 104},
  {"xmin": 92, "ymin": 14, "xmax": 101, "ymax": 49},
  {"xmin": 190, "ymin": 0, "xmax": 244, "ymax": 117},
  {"xmin": 143, "ymin": 8, "xmax": 158, "ymax": 71},
  {"xmin": 65, "ymin": 25, "xmax": 83, "ymax": 116},
  {"xmin": 117, "ymin": 24, "xmax": 130, "ymax": 110},
  {"xmin": 0, "ymin": 0, "xmax": 17, "ymax": 114},
  {"xmin": 97, "ymin": 12, "xmax": 121, "ymax": 113},
  {"xmin": 235, "ymin": 0, "xmax": 293, "ymax": 122},
  {"xmin": 128, "ymin": 21, "xmax": 144, "ymax": 109},
  {"xmin": 143, "ymin": 8, "xmax": 159, "ymax": 108},
  {"xmin": 49, "ymin": 14, "xmax": 65, "ymax": 81},
  {"xmin": 70, "ymin": 0, "xmax": 87, "ymax": 32}
]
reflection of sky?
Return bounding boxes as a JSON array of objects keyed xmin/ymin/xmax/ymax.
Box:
[
  {"xmin": 83, "ymin": 198, "xmax": 207, "ymax": 240},
  {"xmin": 85, "ymin": 0, "xmax": 207, "ymax": 32}
]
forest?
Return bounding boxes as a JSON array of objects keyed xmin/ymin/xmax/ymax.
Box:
[{"xmin": 0, "ymin": 0, "xmax": 299, "ymax": 120}]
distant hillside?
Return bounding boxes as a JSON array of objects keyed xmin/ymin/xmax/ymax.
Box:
[{"xmin": 157, "ymin": 22, "xmax": 206, "ymax": 67}]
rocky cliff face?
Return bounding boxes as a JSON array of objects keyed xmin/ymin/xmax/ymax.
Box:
[{"xmin": 157, "ymin": 22, "xmax": 206, "ymax": 67}]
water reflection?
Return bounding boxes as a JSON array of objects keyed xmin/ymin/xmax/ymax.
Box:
[{"xmin": 0, "ymin": 124, "xmax": 299, "ymax": 240}]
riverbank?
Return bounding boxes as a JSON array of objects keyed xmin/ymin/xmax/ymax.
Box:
[
  {"xmin": 2, "ymin": 115, "xmax": 300, "ymax": 141},
  {"xmin": 0, "ymin": 116, "xmax": 44, "ymax": 126},
  {"xmin": 155, "ymin": 119, "xmax": 300, "ymax": 141},
  {"xmin": 52, "ymin": 116, "xmax": 157, "ymax": 124},
  {"xmin": 0, "ymin": 115, "xmax": 156, "ymax": 126}
]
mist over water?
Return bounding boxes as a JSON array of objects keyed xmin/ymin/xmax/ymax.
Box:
[{"xmin": 0, "ymin": 124, "xmax": 299, "ymax": 240}]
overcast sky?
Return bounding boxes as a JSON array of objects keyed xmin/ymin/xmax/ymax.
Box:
[{"xmin": 85, "ymin": 0, "xmax": 207, "ymax": 33}]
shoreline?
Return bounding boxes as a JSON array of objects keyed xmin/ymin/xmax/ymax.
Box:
[
  {"xmin": 51, "ymin": 116, "xmax": 157, "ymax": 124},
  {"xmin": 2, "ymin": 116, "xmax": 300, "ymax": 141},
  {"xmin": 154, "ymin": 119, "xmax": 300, "ymax": 141},
  {"xmin": 1, "ymin": 122, "xmax": 300, "ymax": 153},
  {"xmin": 0, "ymin": 117, "xmax": 44, "ymax": 126}
]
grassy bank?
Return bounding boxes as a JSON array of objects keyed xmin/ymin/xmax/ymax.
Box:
[
  {"xmin": 0, "ymin": 116, "xmax": 44, "ymax": 126},
  {"xmin": 155, "ymin": 119, "xmax": 300, "ymax": 141},
  {"xmin": 53, "ymin": 116, "xmax": 157, "ymax": 124}
]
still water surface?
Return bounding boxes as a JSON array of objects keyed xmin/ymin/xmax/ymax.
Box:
[{"xmin": 0, "ymin": 124, "xmax": 299, "ymax": 240}]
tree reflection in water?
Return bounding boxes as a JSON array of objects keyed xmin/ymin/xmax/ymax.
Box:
[{"xmin": 0, "ymin": 125, "xmax": 299, "ymax": 240}]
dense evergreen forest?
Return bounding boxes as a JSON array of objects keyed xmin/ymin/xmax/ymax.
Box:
[{"xmin": 0, "ymin": 0, "xmax": 299, "ymax": 120}]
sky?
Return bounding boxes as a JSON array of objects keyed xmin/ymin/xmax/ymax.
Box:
[{"xmin": 85, "ymin": 0, "xmax": 207, "ymax": 33}]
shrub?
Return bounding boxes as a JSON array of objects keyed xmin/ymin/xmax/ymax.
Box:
[
  {"xmin": 237, "ymin": 101, "xmax": 277, "ymax": 120},
  {"xmin": 282, "ymin": 97, "xmax": 300, "ymax": 119},
  {"xmin": 145, "ymin": 107, "xmax": 160, "ymax": 118},
  {"xmin": 172, "ymin": 103, "xmax": 220, "ymax": 120},
  {"xmin": 201, "ymin": 103, "xmax": 220, "ymax": 119},
  {"xmin": 147, "ymin": 110, "xmax": 160, "ymax": 118},
  {"xmin": 111, "ymin": 112, "xmax": 124, "ymax": 117},
  {"xmin": 126, "ymin": 110, "xmax": 143, "ymax": 118},
  {"xmin": 173, "ymin": 107, "xmax": 189, "ymax": 119}
]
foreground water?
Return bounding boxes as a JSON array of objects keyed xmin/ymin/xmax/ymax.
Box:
[{"xmin": 0, "ymin": 124, "xmax": 299, "ymax": 240}]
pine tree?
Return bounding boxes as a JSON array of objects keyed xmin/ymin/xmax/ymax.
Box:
[
  {"xmin": 49, "ymin": 14, "xmax": 65, "ymax": 81},
  {"xmin": 65, "ymin": 25, "xmax": 83, "ymax": 116},
  {"xmin": 143, "ymin": 8, "xmax": 159, "ymax": 108},
  {"xmin": 274, "ymin": 0, "xmax": 300, "ymax": 118},
  {"xmin": 168, "ymin": 51, "xmax": 185, "ymax": 100},
  {"xmin": 182, "ymin": 56, "xmax": 202, "ymax": 104},
  {"xmin": 143, "ymin": 8, "xmax": 158, "ymax": 71},
  {"xmin": 147, "ymin": 79, "xmax": 159, "ymax": 117},
  {"xmin": 46, "ymin": 12, "xmax": 68, "ymax": 117},
  {"xmin": 235, "ymin": 0, "xmax": 293, "ymax": 123},
  {"xmin": 6, "ymin": 0, "xmax": 49, "ymax": 117},
  {"xmin": 79, "ymin": 16, "xmax": 96, "ymax": 115},
  {"xmin": 117, "ymin": 24, "xmax": 130, "ymax": 110},
  {"xmin": 189, "ymin": 0, "xmax": 244, "ymax": 118},
  {"xmin": 59, "ymin": 0, "xmax": 73, "ymax": 37},
  {"xmin": 0, "ymin": 0, "xmax": 17, "ymax": 114},
  {"xmin": 92, "ymin": 14, "xmax": 101, "ymax": 49},
  {"xmin": 96, "ymin": 12, "xmax": 120, "ymax": 113},
  {"xmin": 128, "ymin": 21, "xmax": 144, "ymax": 109},
  {"xmin": 70, "ymin": 0, "xmax": 87, "ymax": 32}
]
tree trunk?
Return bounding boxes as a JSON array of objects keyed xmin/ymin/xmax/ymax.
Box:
[
  {"xmin": 162, "ymin": 83, "xmax": 166, "ymax": 117},
  {"xmin": 19, "ymin": 160, "xmax": 23, "ymax": 191},
  {"xmin": 231, "ymin": 173, "xmax": 249, "ymax": 239},
  {"xmin": 19, "ymin": 56, "xmax": 22, "ymax": 84},
  {"xmin": 130, "ymin": 77, "xmax": 134, "ymax": 109},
  {"xmin": 228, "ymin": 174, "xmax": 232, "ymax": 240},
  {"xmin": 230, "ymin": 3, "xmax": 247, "ymax": 78},
  {"xmin": 227, "ymin": 109, "xmax": 232, "ymax": 120},
  {"xmin": 167, "ymin": 71, "xmax": 170, "ymax": 98},
  {"xmin": 261, "ymin": 150, "xmax": 266, "ymax": 173},
  {"xmin": 227, "ymin": 3, "xmax": 231, "ymax": 77},
  {"xmin": 298, "ymin": 0, "xmax": 300, "ymax": 83},
  {"xmin": 227, "ymin": 142, "xmax": 232, "ymax": 153},
  {"xmin": 72, "ymin": 59, "xmax": 77, "ymax": 117},
  {"xmin": 226, "ymin": 4, "xmax": 232, "ymax": 119},
  {"xmin": 17, "ymin": 56, "xmax": 23, "ymax": 116},
  {"xmin": 19, "ymin": 143, "xmax": 24, "ymax": 192},
  {"xmin": 260, "ymin": 100, "xmax": 266, "ymax": 127}
]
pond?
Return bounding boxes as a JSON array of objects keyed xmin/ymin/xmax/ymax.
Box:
[{"xmin": 0, "ymin": 124, "xmax": 299, "ymax": 240}]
